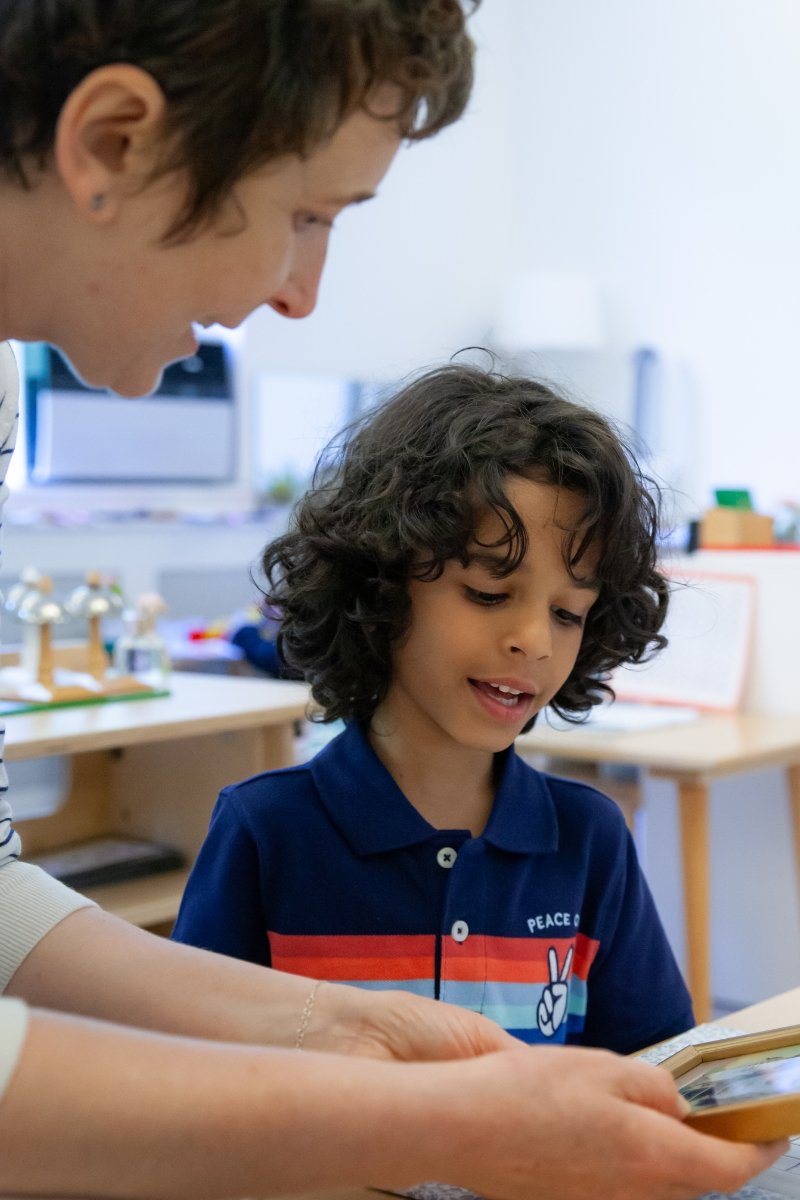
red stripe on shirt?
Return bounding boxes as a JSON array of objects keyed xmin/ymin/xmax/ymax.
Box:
[{"xmin": 268, "ymin": 930, "xmax": 599, "ymax": 983}]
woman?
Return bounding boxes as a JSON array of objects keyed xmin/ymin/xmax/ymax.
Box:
[{"xmin": 0, "ymin": 4, "xmax": 782, "ymax": 1197}]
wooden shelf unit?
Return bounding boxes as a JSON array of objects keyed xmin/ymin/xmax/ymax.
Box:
[{"xmin": 10, "ymin": 672, "xmax": 310, "ymax": 931}]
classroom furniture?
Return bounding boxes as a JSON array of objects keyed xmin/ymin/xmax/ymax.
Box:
[
  {"xmin": 515, "ymin": 713, "xmax": 800, "ymax": 1024},
  {"xmin": 11, "ymin": 668, "xmax": 794, "ymax": 1013},
  {"xmin": 11, "ymin": 671, "xmax": 310, "ymax": 931},
  {"xmin": 165, "ymin": 635, "xmax": 250, "ymax": 675},
  {"xmin": 732, "ymin": 984, "xmax": 800, "ymax": 1033}
]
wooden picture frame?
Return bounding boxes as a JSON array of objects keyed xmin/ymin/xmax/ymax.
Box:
[{"xmin": 663, "ymin": 1025, "xmax": 800, "ymax": 1141}]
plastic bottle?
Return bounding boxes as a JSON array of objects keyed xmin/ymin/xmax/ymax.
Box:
[{"xmin": 112, "ymin": 594, "xmax": 170, "ymax": 689}]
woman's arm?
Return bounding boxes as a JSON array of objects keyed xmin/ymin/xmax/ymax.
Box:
[
  {"xmin": 7, "ymin": 905, "xmax": 512, "ymax": 1060},
  {"xmin": 1, "ymin": 1006, "xmax": 784, "ymax": 1200}
]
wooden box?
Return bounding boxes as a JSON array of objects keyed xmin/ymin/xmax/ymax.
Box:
[{"xmin": 699, "ymin": 507, "xmax": 774, "ymax": 547}]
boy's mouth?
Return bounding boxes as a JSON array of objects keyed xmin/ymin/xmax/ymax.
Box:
[{"xmin": 469, "ymin": 679, "xmax": 534, "ymax": 711}]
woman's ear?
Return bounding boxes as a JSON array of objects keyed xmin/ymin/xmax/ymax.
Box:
[{"xmin": 53, "ymin": 64, "xmax": 168, "ymax": 222}]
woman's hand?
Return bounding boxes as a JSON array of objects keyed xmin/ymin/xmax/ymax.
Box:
[
  {"xmin": 422, "ymin": 1046, "xmax": 788, "ymax": 1200},
  {"xmin": 305, "ymin": 981, "xmax": 517, "ymax": 1060}
]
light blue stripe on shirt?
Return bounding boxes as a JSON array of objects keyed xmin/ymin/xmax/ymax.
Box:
[{"xmin": 339, "ymin": 977, "xmax": 435, "ymax": 998}]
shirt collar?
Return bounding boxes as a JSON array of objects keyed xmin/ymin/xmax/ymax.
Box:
[
  {"xmin": 484, "ymin": 748, "xmax": 559, "ymax": 854},
  {"xmin": 310, "ymin": 722, "xmax": 558, "ymax": 858}
]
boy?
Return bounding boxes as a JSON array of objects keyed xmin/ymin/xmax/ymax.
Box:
[{"xmin": 174, "ymin": 362, "xmax": 694, "ymax": 1054}]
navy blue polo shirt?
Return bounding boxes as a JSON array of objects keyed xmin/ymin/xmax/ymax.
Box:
[{"xmin": 173, "ymin": 721, "xmax": 693, "ymax": 1053}]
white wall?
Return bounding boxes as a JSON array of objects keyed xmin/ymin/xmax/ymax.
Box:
[
  {"xmin": 0, "ymin": 520, "xmax": 279, "ymax": 609},
  {"xmin": 508, "ymin": 0, "xmax": 800, "ymax": 517},
  {"xmin": 242, "ymin": 2, "xmax": 520, "ymax": 383},
  {"xmin": 647, "ymin": 549, "xmax": 800, "ymax": 1009},
  {"xmin": 640, "ymin": 767, "xmax": 800, "ymax": 1012},
  {"xmin": 241, "ymin": 0, "xmax": 800, "ymax": 518}
]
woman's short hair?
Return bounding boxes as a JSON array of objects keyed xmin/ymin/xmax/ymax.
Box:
[
  {"xmin": 261, "ymin": 361, "xmax": 669, "ymax": 725},
  {"xmin": 0, "ymin": 0, "xmax": 477, "ymax": 238}
]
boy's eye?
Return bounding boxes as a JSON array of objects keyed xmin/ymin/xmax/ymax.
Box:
[
  {"xmin": 465, "ymin": 586, "xmax": 507, "ymax": 607},
  {"xmin": 553, "ymin": 607, "xmax": 585, "ymax": 628}
]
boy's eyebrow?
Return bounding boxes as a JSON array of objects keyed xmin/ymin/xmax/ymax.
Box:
[
  {"xmin": 466, "ymin": 550, "xmax": 601, "ymax": 591},
  {"xmin": 464, "ymin": 550, "xmax": 515, "ymax": 576},
  {"xmin": 568, "ymin": 575, "xmax": 602, "ymax": 593}
]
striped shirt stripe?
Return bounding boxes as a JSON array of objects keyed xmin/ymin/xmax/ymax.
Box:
[{"xmin": 269, "ymin": 930, "xmax": 600, "ymax": 985}]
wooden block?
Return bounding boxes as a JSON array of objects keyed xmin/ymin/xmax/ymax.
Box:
[{"xmin": 699, "ymin": 507, "xmax": 774, "ymax": 547}]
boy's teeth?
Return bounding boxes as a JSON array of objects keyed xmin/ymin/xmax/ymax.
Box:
[{"xmin": 494, "ymin": 684, "xmax": 522, "ymax": 695}]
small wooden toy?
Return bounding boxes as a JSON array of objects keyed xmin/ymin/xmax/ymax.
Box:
[
  {"xmin": 4, "ymin": 566, "xmax": 44, "ymax": 676},
  {"xmin": 16, "ymin": 576, "xmax": 63, "ymax": 690},
  {"xmin": 65, "ymin": 571, "xmax": 125, "ymax": 682},
  {"xmin": 0, "ymin": 568, "xmax": 168, "ymax": 709}
]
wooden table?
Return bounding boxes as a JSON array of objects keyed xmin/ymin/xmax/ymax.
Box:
[
  {"xmin": 11, "ymin": 671, "xmax": 310, "ymax": 930},
  {"xmin": 733, "ymin": 985, "xmax": 800, "ymax": 1033},
  {"xmin": 515, "ymin": 713, "xmax": 800, "ymax": 1023}
]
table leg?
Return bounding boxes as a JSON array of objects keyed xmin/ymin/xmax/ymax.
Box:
[
  {"xmin": 787, "ymin": 764, "xmax": 800, "ymax": 907},
  {"xmin": 677, "ymin": 779, "xmax": 711, "ymax": 1023},
  {"xmin": 259, "ymin": 721, "xmax": 297, "ymax": 772}
]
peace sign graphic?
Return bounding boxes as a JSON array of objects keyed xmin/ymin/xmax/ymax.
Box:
[{"xmin": 536, "ymin": 944, "xmax": 574, "ymax": 1038}]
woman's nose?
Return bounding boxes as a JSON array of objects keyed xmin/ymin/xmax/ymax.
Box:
[{"xmin": 267, "ymin": 236, "xmax": 329, "ymax": 320}]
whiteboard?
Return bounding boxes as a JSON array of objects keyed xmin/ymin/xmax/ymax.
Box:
[
  {"xmin": 32, "ymin": 390, "xmax": 234, "ymax": 483},
  {"xmin": 611, "ymin": 571, "xmax": 756, "ymax": 711}
]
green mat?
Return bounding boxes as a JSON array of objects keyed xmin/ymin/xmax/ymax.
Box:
[{"xmin": 0, "ymin": 688, "xmax": 171, "ymax": 717}]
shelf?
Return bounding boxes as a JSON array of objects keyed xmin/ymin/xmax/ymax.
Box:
[
  {"xmin": 11, "ymin": 673, "xmax": 308, "ymax": 932},
  {"xmin": 81, "ymin": 867, "xmax": 190, "ymax": 928},
  {"xmin": 3, "ymin": 671, "xmax": 310, "ymax": 761}
]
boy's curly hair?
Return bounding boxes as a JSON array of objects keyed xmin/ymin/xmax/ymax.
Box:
[
  {"xmin": 261, "ymin": 362, "xmax": 669, "ymax": 724},
  {"xmin": 0, "ymin": 0, "xmax": 478, "ymax": 240}
]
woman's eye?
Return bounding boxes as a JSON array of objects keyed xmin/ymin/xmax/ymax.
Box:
[
  {"xmin": 553, "ymin": 607, "xmax": 584, "ymax": 628},
  {"xmin": 294, "ymin": 212, "xmax": 335, "ymax": 232},
  {"xmin": 465, "ymin": 587, "xmax": 507, "ymax": 607}
]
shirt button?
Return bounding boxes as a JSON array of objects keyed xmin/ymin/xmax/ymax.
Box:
[
  {"xmin": 436, "ymin": 846, "xmax": 457, "ymax": 869},
  {"xmin": 451, "ymin": 920, "xmax": 469, "ymax": 943}
]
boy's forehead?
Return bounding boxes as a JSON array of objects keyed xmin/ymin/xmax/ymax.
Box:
[
  {"xmin": 469, "ymin": 480, "xmax": 602, "ymax": 586},
  {"xmin": 466, "ymin": 543, "xmax": 601, "ymax": 589},
  {"xmin": 472, "ymin": 478, "xmax": 588, "ymax": 538}
]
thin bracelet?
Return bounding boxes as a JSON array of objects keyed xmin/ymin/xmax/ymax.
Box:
[{"xmin": 295, "ymin": 980, "xmax": 323, "ymax": 1049}]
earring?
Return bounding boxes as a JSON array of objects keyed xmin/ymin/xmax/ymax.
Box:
[{"xmin": 89, "ymin": 193, "xmax": 106, "ymax": 211}]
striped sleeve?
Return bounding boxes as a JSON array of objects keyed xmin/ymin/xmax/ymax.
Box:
[
  {"xmin": 0, "ymin": 342, "xmax": 20, "ymax": 871},
  {"xmin": 0, "ymin": 861, "xmax": 96, "ymax": 990},
  {"xmin": 0, "ymin": 344, "xmax": 96, "ymax": 992},
  {"xmin": 0, "ymin": 996, "xmax": 29, "ymax": 1099}
]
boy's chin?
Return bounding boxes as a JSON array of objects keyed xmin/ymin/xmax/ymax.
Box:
[{"xmin": 519, "ymin": 711, "xmax": 540, "ymax": 736}]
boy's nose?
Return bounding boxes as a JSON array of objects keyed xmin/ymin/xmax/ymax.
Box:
[{"xmin": 505, "ymin": 613, "xmax": 552, "ymax": 661}]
